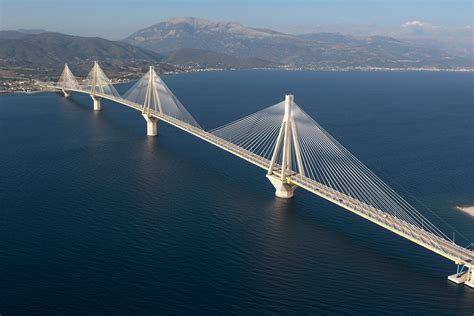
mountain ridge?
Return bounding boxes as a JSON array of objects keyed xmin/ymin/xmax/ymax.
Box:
[
  {"xmin": 124, "ymin": 17, "xmax": 471, "ymax": 69},
  {"xmin": 0, "ymin": 32, "xmax": 166, "ymax": 77},
  {"xmin": 0, "ymin": 31, "xmax": 276, "ymax": 79}
]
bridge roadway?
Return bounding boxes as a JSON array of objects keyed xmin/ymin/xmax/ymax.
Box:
[{"xmin": 47, "ymin": 86, "xmax": 473, "ymax": 269}]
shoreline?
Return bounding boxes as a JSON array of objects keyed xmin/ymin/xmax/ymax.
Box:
[
  {"xmin": 2, "ymin": 67, "xmax": 473, "ymax": 95},
  {"xmin": 454, "ymin": 206, "xmax": 474, "ymax": 217}
]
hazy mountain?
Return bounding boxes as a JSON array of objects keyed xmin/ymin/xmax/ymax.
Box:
[
  {"xmin": 2, "ymin": 17, "xmax": 471, "ymax": 82},
  {"xmin": 0, "ymin": 31, "xmax": 276, "ymax": 79},
  {"xmin": 16, "ymin": 29, "xmax": 47, "ymax": 35},
  {"xmin": 124, "ymin": 17, "xmax": 471, "ymax": 69},
  {"xmin": 0, "ymin": 32, "xmax": 162, "ymax": 65},
  {"xmin": 124, "ymin": 17, "xmax": 297, "ymax": 56},
  {"xmin": 162, "ymin": 48, "xmax": 275, "ymax": 68},
  {"xmin": 0, "ymin": 31, "xmax": 30, "ymax": 40},
  {"xmin": 0, "ymin": 32, "xmax": 170, "ymax": 77},
  {"xmin": 0, "ymin": 29, "xmax": 47, "ymax": 39}
]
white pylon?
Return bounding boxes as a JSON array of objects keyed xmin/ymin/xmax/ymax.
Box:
[
  {"xmin": 90, "ymin": 61, "xmax": 99, "ymax": 95},
  {"xmin": 266, "ymin": 94, "xmax": 304, "ymax": 198},
  {"xmin": 61, "ymin": 63, "xmax": 71, "ymax": 97},
  {"xmin": 143, "ymin": 65, "xmax": 163, "ymax": 115},
  {"xmin": 58, "ymin": 63, "xmax": 79, "ymax": 97},
  {"xmin": 141, "ymin": 65, "xmax": 161, "ymax": 136},
  {"xmin": 89, "ymin": 61, "xmax": 102, "ymax": 111}
]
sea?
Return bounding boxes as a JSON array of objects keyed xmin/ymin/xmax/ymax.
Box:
[{"xmin": 1, "ymin": 70, "xmax": 473, "ymax": 314}]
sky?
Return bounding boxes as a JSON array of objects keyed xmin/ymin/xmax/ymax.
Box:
[
  {"xmin": 0, "ymin": 0, "xmax": 472, "ymax": 43},
  {"xmin": 0, "ymin": 0, "xmax": 474, "ymax": 39}
]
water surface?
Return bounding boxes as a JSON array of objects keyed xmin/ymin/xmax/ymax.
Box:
[{"xmin": 1, "ymin": 71, "xmax": 473, "ymax": 314}]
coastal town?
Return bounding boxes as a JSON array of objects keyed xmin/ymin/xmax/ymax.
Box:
[{"xmin": 2, "ymin": 65, "xmax": 473, "ymax": 94}]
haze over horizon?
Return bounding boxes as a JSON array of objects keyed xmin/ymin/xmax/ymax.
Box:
[{"xmin": 1, "ymin": 0, "xmax": 472, "ymax": 43}]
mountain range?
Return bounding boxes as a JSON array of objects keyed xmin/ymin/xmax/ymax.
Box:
[
  {"xmin": 124, "ymin": 17, "xmax": 470, "ymax": 69},
  {"xmin": 0, "ymin": 29, "xmax": 274, "ymax": 79},
  {"xmin": 0, "ymin": 17, "xmax": 472, "ymax": 80},
  {"xmin": 0, "ymin": 31, "xmax": 163, "ymax": 78}
]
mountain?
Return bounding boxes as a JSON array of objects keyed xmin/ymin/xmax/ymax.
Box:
[
  {"xmin": 0, "ymin": 31, "xmax": 276, "ymax": 80},
  {"xmin": 0, "ymin": 32, "xmax": 169, "ymax": 78},
  {"xmin": 0, "ymin": 32, "xmax": 161, "ymax": 65},
  {"xmin": 15, "ymin": 29, "xmax": 47, "ymax": 35},
  {"xmin": 0, "ymin": 31, "xmax": 31, "ymax": 40},
  {"xmin": 162, "ymin": 48, "xmax": 275, "ymax": 68},
  {"xmin": 124, "ymin": 17, "xmax": 471, "ymax": 69},
  {"xmin": 0, "ymin": 29, "xmax": 47, "ymax": 39},
  {"xmin": 124, "ymin": 17, "xmax": 297, "ymax": 57}
]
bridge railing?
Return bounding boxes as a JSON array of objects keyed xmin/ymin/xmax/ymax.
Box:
[{"xmin": 291, "ymin": 174, "xmax": 473, "ymax": 264}]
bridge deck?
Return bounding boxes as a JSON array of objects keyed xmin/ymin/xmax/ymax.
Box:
[{"xmin": 46, "ymin": 86, "xmax": 473, "ymax": 268}]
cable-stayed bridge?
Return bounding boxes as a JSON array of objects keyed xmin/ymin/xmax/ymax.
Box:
[{"xmin": 42, "ymin": 62, "xmax": 473, "ymax": 287}]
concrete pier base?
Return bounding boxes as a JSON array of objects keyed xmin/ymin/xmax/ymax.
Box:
[
  {"xmin": 448, "ymin": 272, "xmax": 467, "ymax": 285},
  {"xmin": 142, "ymin": 114, "xmax": 158, "ymax": 136},
  {"xmin": 62, "ymin": 89, "xmax": 71, "ymax": 98},
  {"xmin": 266, "ymin": 174, "xmax": 296, "ymax": 198},
  {"xmin": 448, "ymin": 267, "xmax": 474, "ymax": 288},
  {"xmin": 465, "ymin": 268, "xmax": 474, "ymax": 288},
  {"xmin": 91, "ymin": 95, "xmax": 102, "ymax": 111}
]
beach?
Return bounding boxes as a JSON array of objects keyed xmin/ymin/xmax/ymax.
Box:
[{"xmin": 455, "ymin": 206, "xmax": 474, "ymax": 217}]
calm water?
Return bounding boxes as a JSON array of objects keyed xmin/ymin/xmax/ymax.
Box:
[{"xmin": 1, "ymin": 71, "xmax": 473, "ymax": 314}]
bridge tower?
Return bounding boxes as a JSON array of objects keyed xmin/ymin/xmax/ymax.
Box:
[
  {"xmin": 58, "ymin": 63, "xmax": 76, "ymax": 97},
  {"xmin": 90, "ymin": 61, "xmax": 102, "ymax": 111},
  {"xmin": 61, "ymin": 64, "xmax": 71, "ymax": 97},
  {"xmin": 141, "ymin": 66, "xmax": 161, "ymax": 136},
  {"xmin": 266, "ymin": 94, "xmax": 305, "ymax": 198}
]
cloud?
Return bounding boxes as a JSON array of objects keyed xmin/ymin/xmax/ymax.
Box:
[
  {"xmin": 401, "ymin": 20, "xmax": 429, "ymax": 28},
  {"xmin": 400, "ymin": 20, "xmax": 435, "ymax": 34}
]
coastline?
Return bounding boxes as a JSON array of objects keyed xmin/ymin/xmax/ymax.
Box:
[
  {"xmin": 454, "ymin": 206, "xmax": 474, "ymax": 217},
  {"xmin": 1, "ymin": 66, "xmax": 473, "ymax": 95}
]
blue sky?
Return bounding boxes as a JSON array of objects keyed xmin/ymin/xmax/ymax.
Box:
[{"xmin": 1, "ymin": 0, "xmax": 472, "ymax": 39}]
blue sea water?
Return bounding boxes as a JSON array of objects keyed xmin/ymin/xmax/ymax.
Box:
[{"xmin": 0, "ymin": 71, "xmax": 473, "ymax": 314}]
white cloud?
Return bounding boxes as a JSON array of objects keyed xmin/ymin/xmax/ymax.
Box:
[
  {"xmin": 400, "ymin": 20, "xmax": 435, "ymax": 33},
  {"xmin": 401, "ymin": 20, "xmax": 428, "ymax": 28}
]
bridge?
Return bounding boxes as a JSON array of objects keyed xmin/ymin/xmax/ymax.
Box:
[{"xmin": 41, "ymin": 62, "xmax": 473, "ymax": 287}]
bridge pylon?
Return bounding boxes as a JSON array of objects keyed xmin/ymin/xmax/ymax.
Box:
[
  {"xmin": 141, "ymin": 65, "xmax": 161, "ymax": 136},
  {"xmin": 90, "ymin": 61, "xmax": 102, "ymax": 111},
  {"xmin": 61, "ymin": 63, "xmax": 71, "ymax": 97},
  {"xmin": 266, "ymin": 94, "xmax": 305, "ymax": 198},
  {"xmin": 57, "ymin": 63, "xmax": 79, "ymax": 97},
  {"xmin": 84, "ymin": 61, "xmax": 120, "ymax": 110}
]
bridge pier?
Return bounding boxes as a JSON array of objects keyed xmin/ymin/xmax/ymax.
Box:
[
  {"xmin": 266, "ymin": 174, "xmax": 297, "ymax": 198},
  {"xmin": 142, "ymin": 114, "xmax": 158, "ymax": 136},
  {"xmin": 62, "ymin": 89, "xmax": 71, "ymax": 98},
  {"xmin": 466, "ymin": 267, "xmax": 474, "ymax": 288},
  {"xmin": 448, "ymin": 265, "xmax": 474, "ymax": 287},
  {"xmin": 91, "ymin": 95, "xmax": 102, "ymax": 111}
]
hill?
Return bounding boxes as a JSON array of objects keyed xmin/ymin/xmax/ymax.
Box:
[
  {"xmin": 162, "ymin": 48, "xmax": 275, "ymax": 69},
  {"xmin": 124, "ymin": 17, "xmax": 471, "ymax": 69},
  {"xmin": 0, "ymin": 32, "xmax": 166, "ymax": 78},
  {"xmin": 0, "ymin": 31, "xmax": 277, "ymax": 80}
]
